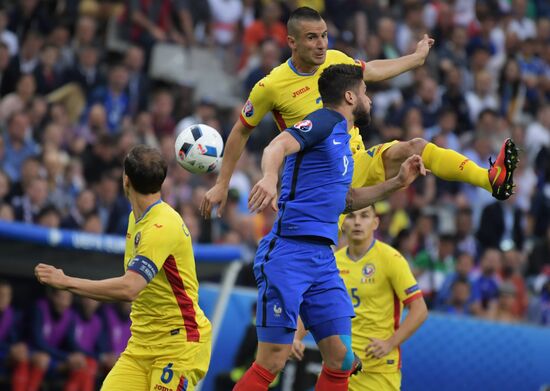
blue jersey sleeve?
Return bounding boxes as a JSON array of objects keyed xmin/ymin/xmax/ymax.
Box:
[{"xmin": 285, "ymin": 109, "xmax": 345, "ymax": 150}]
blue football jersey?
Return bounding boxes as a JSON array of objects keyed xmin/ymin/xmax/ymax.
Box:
[{"xmin": 272, "ymin": 108, "xmax": 353, "ymax": 244}]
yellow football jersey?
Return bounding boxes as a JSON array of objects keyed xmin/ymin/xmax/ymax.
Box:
[
  {"xmin": 240, "ymin": 49, "xmax": 366, "ymax": 153},
  {"xmin": 335, "ymin": 240, "xmax": 422, "ymax": 373},
  {"xmin": 124, "ymin": 200, "xmax": 211, "ymax": 345}
]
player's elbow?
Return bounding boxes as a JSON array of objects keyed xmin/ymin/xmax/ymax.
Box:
[{"xmin": 120, "ymin": 282, "xmax": 141, "ymax": 302}]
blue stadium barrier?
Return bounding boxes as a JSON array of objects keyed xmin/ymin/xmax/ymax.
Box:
[
  {"xmin": 0, "ymin": 220, "xmax": 244, "ymax": 261},
  {"xmin": 199, "ymin": 284, "xmax": 550, "ymax": 391}
]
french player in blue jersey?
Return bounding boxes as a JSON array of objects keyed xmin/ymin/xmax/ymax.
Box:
[{"xmin": 234, "ymin": 64, "xmax": 426, "ymax": 391}]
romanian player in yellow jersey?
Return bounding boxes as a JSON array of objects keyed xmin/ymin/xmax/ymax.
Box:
[
  {"xmin": 292, "ymin": 204, "xmax": 427, "ymax": 391},
  {"xmin": 337, "ymin": 205, "xmax": 427, "ymax": 390},
  {"xmin": 200, "ymin": 7, "xmax": 519, "ymax": 219},
  {"xmin": 35, "ymin": 145, "xmax": 211, "ymax": 391}
]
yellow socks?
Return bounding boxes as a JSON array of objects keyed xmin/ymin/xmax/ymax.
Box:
[{"xmin": 421, "ymin": 143, "xmax": 492, "ymax": 192}]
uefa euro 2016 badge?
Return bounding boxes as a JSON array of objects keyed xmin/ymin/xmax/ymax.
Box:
[
  {"xmin": 361, "ymin": 263, "xmax": 376, "ymax": 284},
  {"xmin": 243, "ymin": 99, "xmax": 254, "ymax": 117}
]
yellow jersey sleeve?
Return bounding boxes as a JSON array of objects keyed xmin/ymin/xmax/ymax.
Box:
[
  {"xmin": 388, "ymin": 249, "xmax": 423, "ymax": 305},
  {"xmin": 127, "ymin": 223, "xmax": 173, "ymax": 283},
  {"xmin": 240, "ymin": 77, "xmax": 275, "ymax": 129}
]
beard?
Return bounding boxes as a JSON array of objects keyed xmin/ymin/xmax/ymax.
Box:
[{"xmin": 353, "ymin": 102, "xmax": 371, "ymax": 127}]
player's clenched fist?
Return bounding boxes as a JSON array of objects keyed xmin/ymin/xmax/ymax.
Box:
[
  {"xmin": 35, "ymin": 263, "xmax": 68, "ymax": 290},
  {"xmin": 248, "ymin": 174, "xmax": 279, "ymax": 214},
  {"xmin": 397, "ymin": 154, "xmax": 427, "ymax": 188}
]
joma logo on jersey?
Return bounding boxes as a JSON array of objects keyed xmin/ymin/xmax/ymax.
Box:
[
  {"xmin": 292, "ymin": 86, "xmax": 310, "ymax": 97},
  {"xmin": 154, "ymin": 385, "xmax": 173, "ymax": 391}
]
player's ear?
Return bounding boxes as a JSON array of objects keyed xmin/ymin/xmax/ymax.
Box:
[
  {"xmin": 373, "ymin": 216, "xmax": 380, "ymax": 231},
  {"xmin": 287, "ymin": 34, "xmax": 296, "ymax": 50},
  {"xmin": 344, "ymin": 90, "xmax": 355, "ymax": 106}
]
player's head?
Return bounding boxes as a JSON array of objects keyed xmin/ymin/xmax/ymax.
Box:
[
  {"xmin": 287, "ymin": 7, "xmax": 328, "ymax": 67},
  {"xmin": 319, "ymin": 64, "xmax": 371, "ymax": 126},
  {"xmin": 123, "ymin": 145, "xmax": 167, "ymax": 197},
  {"xmin": 342, "ymin": 205, "xmax": 379, "ymax": 244}
]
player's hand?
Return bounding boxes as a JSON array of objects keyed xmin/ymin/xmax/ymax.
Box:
[
  {"xmin": 201, "ymin": 183, "xmax": 229, "ymax": 219},
  {"xmin": 248, "ymin": 174, "xmax": 278, "ymax": 214},
  {"xmin": 366, "ymin": 338, "xmax": 395, "ymax": 359},
  {"xmin": 67, "ymin": 352, "xmax": 86, "ymax": 369},
  {"xmin": 34, "ymin": 263, "xmax": 69, "ymax": 289},
  {"xmin": 396, "ymin": 154, "xmax": 427, "ymax": 188},
  {"xmin": 414, "ymin": 34, "xmax": 435, "ymax": 65},
  {"xmin": 289, "ymin": 339, "xmax": 306, "ymax": 361}
]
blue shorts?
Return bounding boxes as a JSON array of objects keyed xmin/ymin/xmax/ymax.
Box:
[{"xmin": 253, "ymin": 233, "xmax": 354, "ymax": 339}]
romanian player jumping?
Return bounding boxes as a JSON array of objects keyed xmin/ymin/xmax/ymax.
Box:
[{"xmin": 200, "ymin": 7, "xmax": 518, "ymax": 219}]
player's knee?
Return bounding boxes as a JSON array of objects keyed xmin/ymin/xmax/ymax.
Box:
[
  {"xmin": 256, "ymin": 345, "xmax": 289, "ymax": 374},
  {"xmin": 407, "ymin": 138, "xmax": 428, "ymax": 155},
  {"xmin": 324, "ymin": 335, "xmax": 354, "ymax": 370},
  {"xmin": 31, "ymin": 352, "xmax": 51, "ymax": 369},
  {"xmin": 10, "ymin": 342, "xmax": 29, "ymax": 362}
]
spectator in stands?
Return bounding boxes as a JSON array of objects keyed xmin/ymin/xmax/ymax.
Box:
[
  {"xmin": 89, "ymin": 64, "xmax": 130, "ymax": 133},
  {"xmin": 71, "ymin": 16, "xmax": 99, "ymax": 56},
  {"xmin": 33, "ymin": 44, "xmax": 64, "ymax": 95},
  {"xmin": 438, "ymin": 276, "xmax": 474, "ymax": 316},
  {"xmin": 240, "ymin": 1, "xmax": 286, "ymax": 70},
  {"xmin": 2, "ymin": 30, "xmax": 43, "ymax": 95},
  {"xmin": 62, "ymin": 189, "xmax": 97, "ymax": 230},
  {"xmin": 134, "ymin": 111, "xmax": 159, "ymax": 148},
  {"xmin": 493, "ymin": 282, "xmax": 523, "ymax": 322},
  {"xmin": 436, "ymin": 252, "xmax": 481, "ymax": 313},
  {"xmin": 0, "ymin": 169, "xmax": 10, "ymax": 204},
  {"xmin": 413, "ymin": 233, "xmax": 456, "ymax": 307},
  {"xmin": 454, "ymin": 207, "xmax": 478, "ymax": 258},
  {"xmin": 8, "ymin": 0, "xmax": 51, "ymax": 40},
  {"xmin": 0, "ymin": 73, "xmax": 37, "ymax": 122},
  {"xmin": 473, "ymin": 248, "xmax": 502, "ymax": 319},
  {"xmin": 127, "ymin": 0, "xmax": 174, "ymax": 50},
  {"xmin": 28, "ymin": 288, "xmax": 82, "ymax": 391},
  {"xmin": 501, "ymin": 249, "xmax": 528, "ymax": 318},
  {"xmin": 0, "ymin": 7, "xmax": 18, "ymax": 56},
  {"xmin": 12, "ymin": 176, "xmax": 48, "ymax": 224},
  {"xmin": 95, "ymin": 171, "xmax": 130, "ymax": 235},
  {"xmin": 466, "ymin": 70, "xmax": 499, "ymax": 125},
  {"xmin": 67, "ymin": 45, "xmax": 105, "ymax": 100},
  {"xmin": 477, "ymin": 194, "xmax": 525, "ymax": 251},
  {"xmin": 507, "ymin": 0, "xmax": 537, "ymax": 41},
  {"xmin": 35, "ymin": 205, "xmax": 61, "ymax": 228},
  {"xmin": 71, "ymin": 297, "xmax": 104, "ymax": 391},
  {"xmin": 527, "ymin": 225, "xmax": 550, "ymax": 277},
  {"xmin": 175, "ymin": 99, "xmax": 217, "ymax": 135},
  {"xmin": 82, "ymin": 135, "xmax": 118, "ymax": 185},
  {"xmin": 440, "ymin": 65, "xmax": 472, "ymax": 133},
  {"xmin": 0, "ymin": 279, "xmax": 29, "ymax": 391},
  {"xmin": 528, "ymin": 279, "xmax": 550, "ymax": 325},
  {"xmin": 525, "ymin": 104, "xmax": 550, "ymax": 164},
  {"xmin": 100, "ymin": 302, "xmax": 131, "ymax": 371},
  {"xmin": 498, "ymin": 58, "xmax": 526, "ymax": 123},
  {"xmin": 150, "ymin": 89, "xmax": 175, "ymax": 138},
  {"xmin": 124, "ymin": 45, "xmax": 149, "ymax": 116}
]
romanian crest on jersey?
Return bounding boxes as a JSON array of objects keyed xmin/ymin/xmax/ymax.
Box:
[
  {"xmin": 134, "ymin": 231, "xmax": 141, "ymax": 248},
  {"xmin": 362, "ymin": 263, "xmax": 376, "ymax": 278}
]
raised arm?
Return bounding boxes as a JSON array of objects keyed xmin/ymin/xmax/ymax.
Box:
[
  {"xmin": 35, "ymin": 264, "xmax": 147, "ymax": 302},
  {"xmin": 363, "ymin": 34, "xmax": 434, "ymax": 83},
  {"xmin": 248, "ymin": 132, "xmax": 301, "ymax": 213},
  {"xmin": 200, "ymin": 120, "xmax": 254, "ymax": 218},
  {"xmin": 345, "ymin": 155, "xmax": 426, "ymax": 213}
]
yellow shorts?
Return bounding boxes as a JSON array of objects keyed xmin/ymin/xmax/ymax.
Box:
[
  {"xmin": 349, "ymin": 370, "xmax": 402, "ymax": 391},
  {"xmin": 351, "ymin": 141, "xmax": 399, "ymax": 188},
  {"xmin": 101, "ymin": 336, "xmax": 211, "ymax": 391}
]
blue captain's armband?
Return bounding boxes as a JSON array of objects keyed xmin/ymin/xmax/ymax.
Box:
[{"xmin": 127, "ymin": 255, "xmax": 158, "ymax": 283}]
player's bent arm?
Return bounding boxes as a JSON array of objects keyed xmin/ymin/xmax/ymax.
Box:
[
  {"xmin": 388, "ymin": 296, "xmax": 428, "ymax": 348},
  {"xmin": 64, "ymin": 271, "xmax": 148, "ymax": 302},
  {"xmin": 216, "ymin": 120, "xmax": 255, "ymax": 187},
  {"xmin": 344, "ymin": 177, "xmax": 403, "ymax": 213},
  {"xmin": 261, "ymin": 132, "xmax": 301, "ymax": 178},
  {"xmin": 34, "ymin": 263, "xmax": 147, "ymax": 302}
]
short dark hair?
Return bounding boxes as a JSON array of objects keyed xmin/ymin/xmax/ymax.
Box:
[
  {"xmin": 318, "ymin": 64, "xmax": 363, "ymax": 107},
  {"xmin": 123, "ymin": 145, "xmax": 167, "ymax": 194},
  {"xmin": 287, "ymin": 7, "xmax": 322, "ymax": 36}
]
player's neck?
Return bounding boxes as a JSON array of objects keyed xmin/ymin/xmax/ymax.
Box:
[
  {"xmin": 347, "ymin": 237, "xmax": 375, "ymax": 261},
  {"xmin": 130, "ymin": 193, "xmax": 162, "ymax": 221},
  {"xmin": 290, "ymin": 56, "xmax": 319, "ymax": 74},
  {"xmin": 325, "ymin": 104, "xmax": 354, "ymax": 131}
]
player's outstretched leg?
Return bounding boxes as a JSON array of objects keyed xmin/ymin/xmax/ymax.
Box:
[{"xmin": 381, "ymin": 138, "xmax": 519, "ymax": 200}]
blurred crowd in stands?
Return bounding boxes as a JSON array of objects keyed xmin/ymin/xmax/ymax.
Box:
[{"xmin": 1, "ymin": 0, "xmax": 550, "ymax": 385}]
